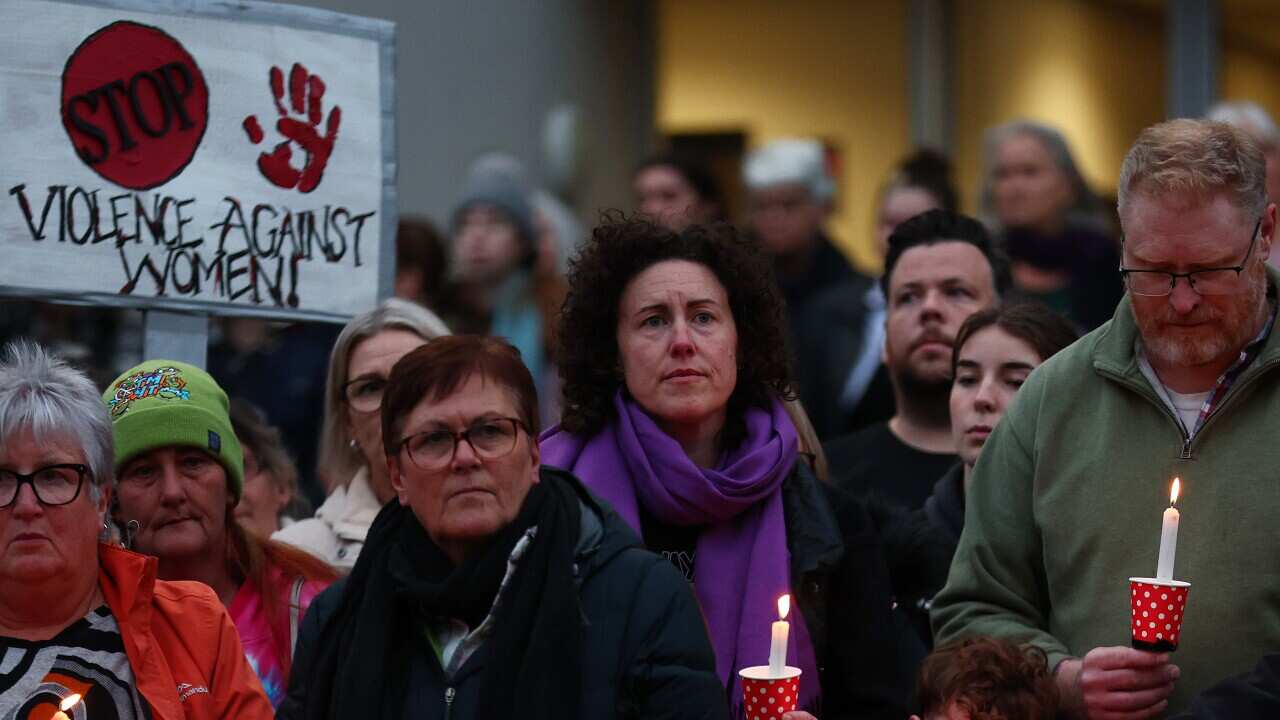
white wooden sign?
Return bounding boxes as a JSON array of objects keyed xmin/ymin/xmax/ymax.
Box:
[{"xmin": 0, "ymin": 0, "xmax": 396, "ymax": 322}]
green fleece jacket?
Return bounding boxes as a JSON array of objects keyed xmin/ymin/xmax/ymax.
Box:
[{"xmin": 932, "ymin": 269, "xmax": 1280, "ymax": 713}]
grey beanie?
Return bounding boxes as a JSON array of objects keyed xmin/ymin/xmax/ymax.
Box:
[{"xmin": 451, "ymin": 168, "xmax": 538, "ymax": 267}]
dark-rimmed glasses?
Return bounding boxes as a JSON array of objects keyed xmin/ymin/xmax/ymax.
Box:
[
  {"xmin": 1119, "ymin": 218, "xmax": 1261, "ymax": 297},
  {"xmin": 399, "ymin": 418, "xmax": 526, "ymax": 470},
  {"xmin": 0, "ymin": 464, "xmax": 89, "ymax": 507},
  {"xmin": 343, "ymin": 374, "xmax": 387, "ymax": 413}
]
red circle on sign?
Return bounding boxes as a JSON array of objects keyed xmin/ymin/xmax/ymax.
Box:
[{"xmin": 61, "ymin": 21, "xmax": 209, "ymax": 190}]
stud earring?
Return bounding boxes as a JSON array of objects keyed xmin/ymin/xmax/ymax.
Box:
[{"xmin": 349, "ymin": 439, "xmax": 359, "ymax": 450}]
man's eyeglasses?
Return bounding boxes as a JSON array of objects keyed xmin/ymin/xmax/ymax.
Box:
[
  {"xmin": 1119, "ymin": 218, "xmax": 1262, "ymax": 297},
  {"xmin": 399, "ymin": 418, "xmax": 526, "ymax": 470},
  {"xmin": 0, "ymin": 464, "xmax": 89, "ymax": 507}
]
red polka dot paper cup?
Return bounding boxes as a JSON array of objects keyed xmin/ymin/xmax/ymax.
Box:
[
  {"xmin": 739, "ymin": 665, "xmax": 801, "ymax": 720},
  {"xmin": 1129, "ymin": 577, "xmax": 1191, "ymax": 652}
]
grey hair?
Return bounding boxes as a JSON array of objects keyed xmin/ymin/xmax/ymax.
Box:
[
  {"xmin": 1206, "ymin": 101, "xmax": 1280, "ymax": 151},
  {"xmin": 979, "ymin": 119, "xmax": 1110, "ymax": 233},
  {"xmin": 317, "ymin": 298, "xmax": 450, "ymax": 491},
  {"xmin": 1117, "ymin": 119, "xmax": 1267, "ymax": 222},
  {"xmin": 0, "ymin": 340, "xmax": 113, "ymax": 500},
  {"xmin": 742, "ymin": 138, "xmax": 835, "ymax": 201}
]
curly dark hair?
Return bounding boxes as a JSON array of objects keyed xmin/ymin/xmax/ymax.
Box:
[{"xmin": 557, "ymin": 213, "xmax": 794, "ymax": 451}]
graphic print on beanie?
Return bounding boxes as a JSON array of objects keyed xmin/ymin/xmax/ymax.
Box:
[{"xmin": 108, "ymin": 366, "xmax": 190, "ymax": 418}]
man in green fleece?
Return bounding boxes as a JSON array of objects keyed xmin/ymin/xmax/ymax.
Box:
[{"xmin": 932, "ymin": 118, "xmax": 1280, "ymax": 719}]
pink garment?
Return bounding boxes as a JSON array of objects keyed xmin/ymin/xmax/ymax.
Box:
[{"xmin": 228, "ymin": 565, "xmax": 328, "ymax": 707}]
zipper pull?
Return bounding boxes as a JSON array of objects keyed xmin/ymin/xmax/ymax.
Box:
[
  {"xmin": 1180, "ymin": 437, "xmax": 1192, "ymax": 460},
  {"xmin": 444, "ymin": 687, "xmax": 456, "ymax": 720}
]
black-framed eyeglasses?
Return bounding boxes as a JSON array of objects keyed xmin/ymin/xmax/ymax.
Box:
[
  {"xmin": 1119, "ymin": 218, "xmax": 1262, "ymax": 297},
  {"xmin": 0, "ymin": 464, "xmax": 89, "ymax": 508},
  {"xmin": 399, "ymin": 417, "xmax": 526, "ymax": 470},
  {"xmin": 343, "ymin": 374, "xmax": 388, "ymax": 413}
]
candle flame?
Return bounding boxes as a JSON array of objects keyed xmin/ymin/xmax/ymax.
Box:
[
  {"xmin": 1170, "ymin": 477, "xmax": 1181, "ymax": 507},
  {"xmin": 60, "ymin": 694, "xmax": 81, "ymax": 711},
  {"xmin": 777, "ymin": 594, "xmax": 790, "ymax": 619}
]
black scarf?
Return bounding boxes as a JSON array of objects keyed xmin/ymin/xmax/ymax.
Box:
[{"xmin": 302, "ymin": 471, "xmax": 584, "ymax": 719}]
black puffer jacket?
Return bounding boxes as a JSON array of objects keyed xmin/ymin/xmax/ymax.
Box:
[
  {"xmin": 782, "ymin": 463, "xmax": 913, "ymax": 719},
  {"xmin": 279, "ymin": 469, "xmax": 728, "ymax": 720}
]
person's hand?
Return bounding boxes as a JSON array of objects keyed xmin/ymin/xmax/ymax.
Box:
[
  {"xmin": 781, "ymin": 712, "xmax": 817, "ymax": 720},
  {"xmin": 1057, "ymin": 646, "xmax": 1179, "ymax": 719}
]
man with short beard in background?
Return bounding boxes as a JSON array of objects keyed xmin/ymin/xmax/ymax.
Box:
[{"xmin": 826, "ymin": 210, "xmax": 1008, "ymax": 510}]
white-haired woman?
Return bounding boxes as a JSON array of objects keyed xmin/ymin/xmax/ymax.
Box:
[
  {"xmin": 272, "ymin": 298, "xmax": 449, "ymax": 571},
  {"xmin": 981, "ymin": 120, "xmax": 1121, "ymax": 330},
  {"xmin": 0, "ymin": 341, "xmax": 272, "ymax": 718}
]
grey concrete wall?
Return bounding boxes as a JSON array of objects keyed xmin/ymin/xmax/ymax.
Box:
[{"xmin": 277, "ymin": 0, "xmax": 655, "ymax": 233}]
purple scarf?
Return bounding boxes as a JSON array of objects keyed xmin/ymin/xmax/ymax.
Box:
[{"xmin": 540, "ymin": 392, "xmax": 820, "ymax": 715}]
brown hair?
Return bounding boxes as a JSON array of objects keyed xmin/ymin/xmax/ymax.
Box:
[
  {"xmin": 951, "ymin": 303, "xmax": 1080, "ymax": 376},
  {"xmin": 229, "ymin": 398, "xmax": 300, "ymax": 519},
  {"xmin": 381, "ymin": 335, "xmax": 539, "ymax": 457},
  {"xmin": 1118, "ymin": 119, "xmax": 1267, "ymax": 220},
  {"xmin": 916, "ymin": 637, "xmax": 1060, "ymax": 720}
]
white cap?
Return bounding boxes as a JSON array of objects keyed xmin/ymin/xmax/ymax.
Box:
[
  {"xmin": 742, "ymin": 138, "xmax": 834, "ymax": 200},
  {"xmin": 1206, "ymin": 101, "xmax": 1280, "ymax": 149}
]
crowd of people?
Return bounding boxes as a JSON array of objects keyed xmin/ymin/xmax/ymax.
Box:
[{"xmin": 6, "ymin": 104, "xmax": 1280, "ymax": 719}]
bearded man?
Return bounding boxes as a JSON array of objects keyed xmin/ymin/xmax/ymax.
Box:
[
  {"xmin": 933, "ymin": 119, "xmax": 1280, "ymax": 718},
  {"xmin": 826, "ymin": 210, "xmax": 1009, "ymax": 509}
]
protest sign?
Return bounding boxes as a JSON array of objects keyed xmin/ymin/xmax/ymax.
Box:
[{"xmin": 0, "ymin": 0, "xmax": 396, "ymax": 323}]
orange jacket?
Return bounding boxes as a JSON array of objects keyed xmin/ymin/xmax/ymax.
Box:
[{"xmin": 97, "ymin": 543, "xmax": 274, "ymax": 720}]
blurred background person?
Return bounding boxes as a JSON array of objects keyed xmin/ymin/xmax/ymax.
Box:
[
  {"xmin": 634, "ymin": 154, "xmax": 725, "ymax": 231},
  {"xmin": 207, "ymin": 318, "xmax": 338, "ymax": 507},
  {"xmin": 282, "ymin": 336, "xmax": 727, "ymax": 720},
  {"xmin": 447, "ymin": 166, "xmax": 566, "ymax": 423},
  {"xmin": 394, "ymin": 216, "xmax": 456, "ymax": 315},
  {"xmin": 981, "ymin": 120, "xmax": 1121, "ymax": 330},
  {"xmin": 743, "ymin": 138, "xmax": 873, "ymax": 371},
  {"xmin": 543, "ymin": 215, "xmax": 910, "ymax": 719},
  {"xmin": 274, "ymin": 298, "xmax": 449, "ymax": 571},
  {"xmin": 1207, "ymin": 101, "xmax": 1280, "ymax": 235},
  {"xmin": 105, "ymin": 359, "xmax": 338, "ymax": 708},
  {"xmin": 911, "ymin": 638, "xmax": 1059, "ymax": 720},
  {"xmin": 799, "ymin": 149, "xmax": 959, "ymax": 439},
  {"xmin": 826, "ymin": 210, "xmax": 1009, "ymax": 511},
  {"xmin": 0, "ymin": 342, "xmax": 273, "ymax": 717},
  {"xmin": 230, "ymin": 398, "xmax": 311, "ymax": 539}
]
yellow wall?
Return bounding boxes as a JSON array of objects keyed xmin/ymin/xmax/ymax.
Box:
[
  {"xmin": 656, "ymin": 0, "xmax": 909, "ymax": 273},
  {"xmin": 952, "ymin": 0, "xmax": 1166, "ymax": 215},
  {"xmin": 1222, "ymin": 43, "xmax": 1280, "ymax": 126},
  {"xmin": 657, "ymin": 1, "xmax": 1280, "ymax": 271}
]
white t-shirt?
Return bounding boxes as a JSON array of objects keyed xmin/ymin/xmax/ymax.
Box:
[{"xmin": 1167, "ymin": 388, "xmax": 1211, "ymax": 435}]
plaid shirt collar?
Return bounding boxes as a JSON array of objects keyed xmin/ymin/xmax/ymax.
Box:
[{"xmin": 1190, "ymin": 301, "xmax": 1277, "ymax": 434}]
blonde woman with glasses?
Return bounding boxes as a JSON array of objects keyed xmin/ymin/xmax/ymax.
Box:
[{"xmin": 273, "ymin": 298, "xmax": 449, "ymax": 571}]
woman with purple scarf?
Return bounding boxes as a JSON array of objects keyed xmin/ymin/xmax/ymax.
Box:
[{"xmin": 541, "ymin": 216, "xmax": 911, "ymax": 720}]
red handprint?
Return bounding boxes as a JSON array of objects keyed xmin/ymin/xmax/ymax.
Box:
[{"xmin": 242, "ymin": 63, "xmax": 341, "ymax": 193}]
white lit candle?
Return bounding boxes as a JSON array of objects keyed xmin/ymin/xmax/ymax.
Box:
[
  {"xmin": 768, "ymin": 594, "xmax": 790, "ymax": 676},
  {"xmin": 1156, "ymin": 478, "xmax": 1181, "ymax": 581},
  {"xmin": 53, "ymin": 693, "xmax": 81, "ymax": 720}
]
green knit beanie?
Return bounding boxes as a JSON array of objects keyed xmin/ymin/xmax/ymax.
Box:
[{"xmin": 103, "ymin": 359, "xmax": 244, "ymax": 502}]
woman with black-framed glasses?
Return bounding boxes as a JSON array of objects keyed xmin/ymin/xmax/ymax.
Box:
[
  {"xmin": 273, "ymin": 297, "xmax": 450, "ymax": 572},
  {"xmin": 0, "ymin": 341, "xmax": 274, "ymax": 718},
  {"xmin": 280, "ymin": 335, "xmax": 727, "ymax": 720}
]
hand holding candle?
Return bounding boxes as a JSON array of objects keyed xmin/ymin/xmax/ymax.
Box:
[
  {"xmin": 768, "ymin": 594, "xmax": 790, "ymax": 676},
  {"xmin": 1156, "ymin": 478, "xmax": 1180, "ymax": 581}
]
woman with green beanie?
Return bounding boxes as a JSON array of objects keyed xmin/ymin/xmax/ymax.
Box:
[{"xmin": 104, "ymin": 360, "xmax": 338, "ymax": 708}]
